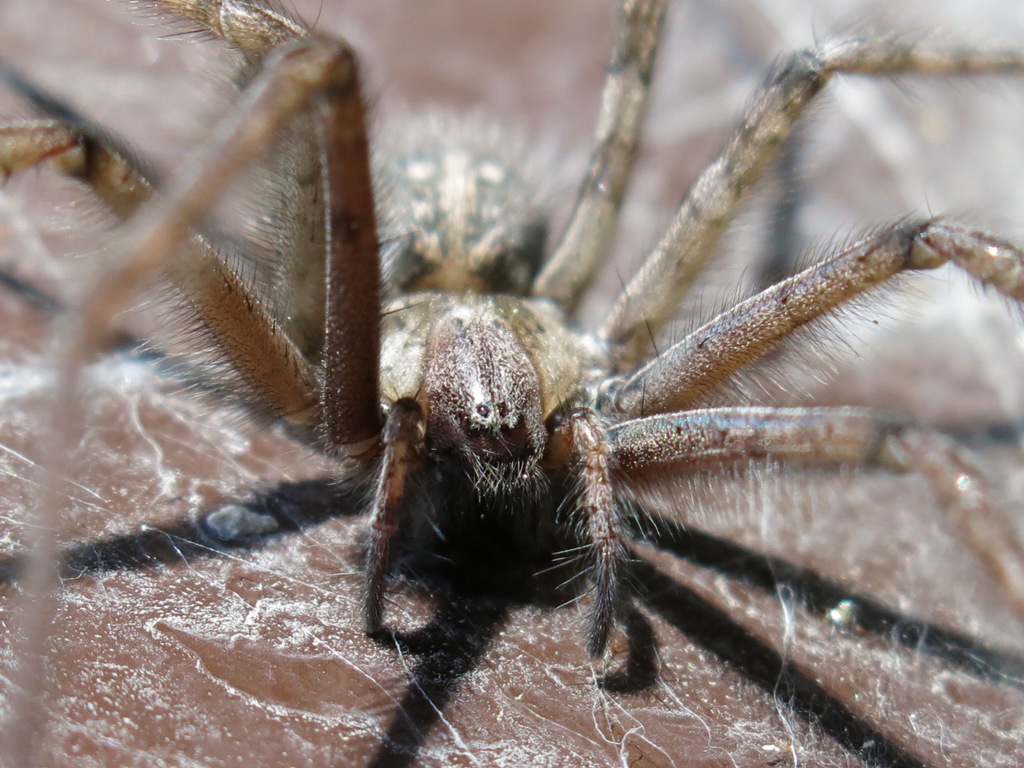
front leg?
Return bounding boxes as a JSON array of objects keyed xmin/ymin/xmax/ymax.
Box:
[
  {"xmin": 609, "ymin": 407, "xmax": 1024, "ymax": 628},
  {"xmin": 363, "ymin": 399, "xmax": 426, "ymax": 634}
]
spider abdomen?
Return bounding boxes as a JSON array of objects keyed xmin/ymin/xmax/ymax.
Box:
[{"xmin": 378, "ymin": 114, "xmax": 549, "ymax": 294}]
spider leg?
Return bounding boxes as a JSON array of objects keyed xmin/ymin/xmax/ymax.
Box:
[
  {"xmin": 609, "ymin": 407, "xmax": 1024, "ymax": 628},
  {"xmin": 126, "ymin": 5, "xmax": 384, "ymax": 428},
  {"xmin": 0, "ymin": 116, "xmax": 317, "ymax": 420},
  {"xmin": 603, "ymin": 38, "xmax": 1024, "ymax": 369},
  {"xmin": 140, "ymin": 5, "xmax": 390, "ymax": 443},
  {"xmin": 128, "ymin": 3, "xmax": 340, "ymax": 361},
  {"xmin": 47, "ymin": 35, "xmax": 381, "ymax": 453},
  {"xmin": 140, "ymin": 0, "xmax": 309, "ymax": 52},
  {"xmin": 9, "ymin": 35, "xmax": 382, "ymax": 766},
  {"xmin": 611, "ymin": 220, "xmax": 1024, "ymax": 417},
  {"xmin": 363, "ymin": 398, "xmax": 425, "ymax": 634},
  {"xmin": 0, "ymin": 120, "xmax": 148, "ymax": 214},
  {"xmin": 551, "ymin": 408, "xmax": 627, "ymax": 657},
  {"xmin": 531, "ymin": 0, "xmax": 666, "ymax": 310}
]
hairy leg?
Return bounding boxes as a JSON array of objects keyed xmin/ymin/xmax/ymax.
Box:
[
  {"xmin": 141, "ymin": 0, "xmax": 308, "ymax": 52},
  {"xmin": 609, "ymin": 406, "xmax": 1024, "ymax": 627},
  {"xmin": 611, "ymin": 220, "xmax": 1024, "ymax": 417},
  {"xmin": 0, "ymin": 115, "xmax": 316, "ymax": 420},
  {"xmin": 546, "ymin": 409, "xmax": 629, "ymax": 657},
  {"xmin": 142, "ymin": 1, "xmax": 332, "ymax": 358},
  {"xmin": 602, "ymin": 38, "xmax": 1024, "ymax": 369},
  {"xmin": 363, "ymin": 399, "xmax": 425, "ymax": 635}
]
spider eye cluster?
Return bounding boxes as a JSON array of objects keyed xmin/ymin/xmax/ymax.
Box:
[{"xmin": 466, "ymin": 401, "xmax": 512, "ymax": 431}]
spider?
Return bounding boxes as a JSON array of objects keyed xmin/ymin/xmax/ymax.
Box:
[{"xmin": 2, "ymin": 0, "xmax": 1024, "ymax": 766}]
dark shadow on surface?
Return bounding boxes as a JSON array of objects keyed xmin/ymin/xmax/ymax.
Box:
[
  {"xmin": 639, "ymin": 513, "xmax": 1024, "ymax": 687},
  {"xmin": 0, "ymin": 266, "xmax": 150, "ymax": 354},
  {"xmin": 0, "ymin": 266, "xmax": 65, "ymax": 316},
  {"xmin": 2, "ymin": 479, "xmax": 1019, "ymax": 691},
  {"xmin": 597, "ymin": 602, "xmax": 660, "ymax": 693},
  {"xmin": 0, "ymin": 476, "xmax": 530, "ymax": 768},
  {"xmin": 1, "ymin": 473, "xmax": 1020, "ymax": 768},
  {"xmin": 0, "ymin": 478, "xmax": 362, "ymax": 585},
  {"xmin": 634, "ymin": 558, "xmax": 931, "ymax": 768},
  {"xmin": 365, "ymin": 594, "xmax": 508, "ymax": 768}
]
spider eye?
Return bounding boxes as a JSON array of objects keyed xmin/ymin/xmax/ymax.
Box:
[{"xmin": 461, "ymin": 412, "xmax": 487, "ymax": 436}]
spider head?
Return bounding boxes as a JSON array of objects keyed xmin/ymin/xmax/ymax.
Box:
[
  {"xmin": 422, "ymin": 305, "xmax": 548, "ymax": 491},
  {"xmin": 380, "ymin": 292, "xmax": 590, "ymax": 494}
]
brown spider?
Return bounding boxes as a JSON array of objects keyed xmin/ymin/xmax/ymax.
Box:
[{"xmin": 2, "ymin": 1, "xmax": 1024, "ymax": 765}]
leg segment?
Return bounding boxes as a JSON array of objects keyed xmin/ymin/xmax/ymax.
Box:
[
  {"xmin": 0, "ymin": 120, "xmax": 147, "ymax": 211},
  {"xmin": 602, "ymin": 38, "xmax": 1024, "ymax": 369},
  {"xmin": 565, "ymin": 409, "xmax": 628, "ymax": 657},
  {"xmin": 609, "ymin": 407, "xmax": 1024, "ymax": 627},
  {"xmin": 316, "ymin": 47, "xmax": 384, "ymax": 457},
  {"xmin": 56, "ymin": 35, "xmax": 382, "ymax": 452},
  {"xmin": 142, "ymin": 2, "xmax": 330, "ymax": 362},
  {"xmin": 531, "ymin": 0, "xmax": 666, "ymax": 310},
  {"xmin": 0, "ymin": 116, "xmax": 317, "ymax": 423},
  {"xmin": 363, "ymin": 398, "xmax": 425, "ymax": 634},
  {"xmin": 141, "ymin": 0, "xmax": 308, "ymax": 52},
  {"xmin": 611, "ymin": 220, "xmax": 1024, "ymax": 418}
]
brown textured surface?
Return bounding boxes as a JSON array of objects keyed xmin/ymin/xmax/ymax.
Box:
[{"xmin": 1, "ymin": 1, "xmax": 1024, "ymax": 766}]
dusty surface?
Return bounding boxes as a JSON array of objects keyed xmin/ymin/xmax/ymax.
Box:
[{"xmin": 1, "ymin": 1, "xmax": 1024, "ymax": 766}]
